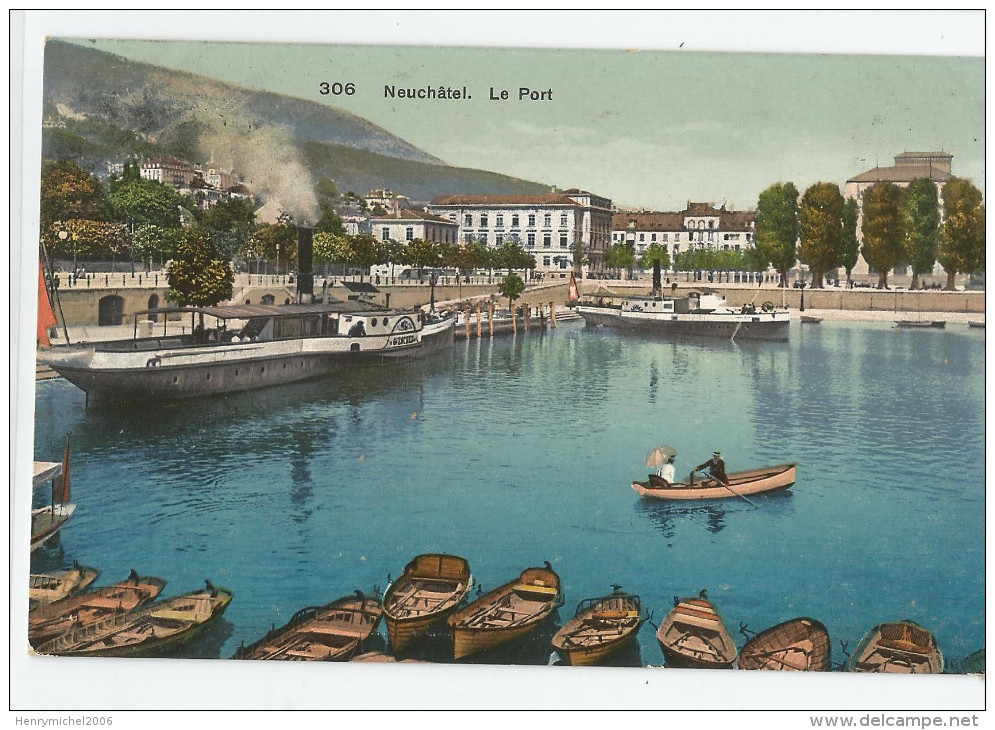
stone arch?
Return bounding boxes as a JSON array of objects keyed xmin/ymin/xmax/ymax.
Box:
[{"xmin": 98, "ymin": 295, "xmax": 124, "ymax": 326}]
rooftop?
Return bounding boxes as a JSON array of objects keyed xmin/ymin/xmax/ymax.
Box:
[
  {"xmin": 430, "ymin": 193, "xmax": 582, "ymax": 207},
  {"xmin": 847, "ymin": 164, "xmax": 952, "ymax": 184}
]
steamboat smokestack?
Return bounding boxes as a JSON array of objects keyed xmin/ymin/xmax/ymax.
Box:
[{"xmin": 297, "ymin": 226, "xmax": 314, "ymax": 304}]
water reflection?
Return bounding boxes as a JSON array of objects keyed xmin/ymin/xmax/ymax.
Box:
[
  {"xmin": 171, "ymin": 616, "xmax": 235, "ymax": 660},
  {"xmin": 635, "ymin": 501, "xmax": 728, "ymax": 539}
]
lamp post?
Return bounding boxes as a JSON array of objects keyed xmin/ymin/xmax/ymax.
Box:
[
  {"xmin": 276, "ymin": 243, "xmax": 281, "ymax": 280},
  {"xmin": 58, "ymin": 229, "xmax": 72, "ymax": 276}
]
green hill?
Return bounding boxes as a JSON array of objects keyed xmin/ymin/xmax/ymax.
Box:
[{"xmin": 41, "ymin": 40, "xmax": 549, "ymax": 198}]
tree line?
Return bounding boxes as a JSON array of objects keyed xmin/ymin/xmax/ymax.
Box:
[{"xmin": 754, "ymin": 178, "xmax": 984, "ymax": 290}]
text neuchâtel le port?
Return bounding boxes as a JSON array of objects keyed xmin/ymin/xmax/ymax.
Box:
[{"xmin": 383, "ymin": 85, "xmax": 553, "ymax": 101}]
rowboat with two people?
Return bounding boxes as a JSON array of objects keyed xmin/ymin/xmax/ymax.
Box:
[
  {"xmin": 233, "ymin": 591, "xmax": 383, "ymax": 661},
  {"xmin": 656, "ymin": 590, "xmax": 738, "ymax": 669},
  {"xmin": 846, "ymin": 620, "xmax": 944, "ymax": 673},
  {"xmin": 36, "ymin": 581, "xmax": 232, "ymax": 658},
  {"xmin": 29, "ymin": 570, "xmax": 167, "ymax": 648},
  {"xmin": 633, "ymin": 461, "xmax": 797, "ymax": 502},
  {"xmin": 551, "ymin": 585, "xmax": 646, "ymax": 666},
  {"xmin": 448, "ymin": 562, "xmax": 563, "ymax": 661},
  {"xmin": 29, "ymin": 562, "xmax": 100, "ymax": 609},
  {"xmin": 737, "ymin": 617, "xmax": 832, "ymax": 671},
  {"xmin": 31, "ymin": 436, "xmax": 75, "ymax": 551},
  {"xmin": 383, "ymin": 554, "xmax": 472, "ymax": 653}
]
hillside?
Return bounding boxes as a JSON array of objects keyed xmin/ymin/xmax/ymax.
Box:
[{"xmin": 41, "ymin": 40, "xmax": 550, "ymax": 199}]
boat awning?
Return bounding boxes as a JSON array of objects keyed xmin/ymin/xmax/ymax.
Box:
[
  {"xmin": 33, "ymin": 461, "xmax": 62, "ymax": 488},
  {"xmin": 137, "ymin": 301, "xmax": 389, "ymax": 321}
]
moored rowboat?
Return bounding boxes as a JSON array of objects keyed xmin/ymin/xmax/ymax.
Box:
[
  {"xmin": 448, "ymin": 562, "xmax": 562, "ymax": 661},
  {"xmin": 657, "ymin": 592, "xmax": 737, "ymax": 669},
  {"xmin": 36, "ymin": 581, "xmax": 232, "ymax": 658},
  {"xmin": 846, "ymin": 620, "xmax": 943, "ymax": 673},
  {"xmin": 738, "ymin": 617, "xmax": 831, "ymax": 671},
  {"xmin": 383, "ymin": 554, "xmax": 472, "ymax": 653},
  {"xmin": 29, "ymin": 571, "xmax": 167, "ymax": 647},
  {"xmin": 233, "ymin": 591, "xmax": 383, "ymax": 661},
  {"xmin": 551, "ymin": 587, "xmax": 645, "ymax": 666},
  {"xmin": 29, "ymin": 563, "xmax": 100, "ymax": 609},
  {"xmin": 632, "ymin": 463, "xmax": 797, "ymax": 501}
]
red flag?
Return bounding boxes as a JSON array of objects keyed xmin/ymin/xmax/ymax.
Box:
[
  {"xmin": 53, "ymin": 434, "xmax": 71, "ymax": 504},
  {"xmin": 38, "ymin": 262, "xmax": 58, "ymax": 347},
  {"xmin": 567, "ymin": 273, "xmax": 580, "ymax": 303}
]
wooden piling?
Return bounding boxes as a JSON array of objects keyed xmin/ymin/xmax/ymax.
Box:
[
  {"xmin": 488, "ymin": 302, "xmax": 495, "ymax": 337},
  {"xmin": 512, "ymin": 306, "xmax": 517, "ymax": 334},
  {"xmin": 475, "ymin": 302, "xmax": 482, "ymax": 338},
  {"xmin": 465, "ymin": 304, "xmax": 471, "ymax": 339},
  {"xmin": 524, "ymin": 305, "xmax": 530, "ymax": 332},
  {"xmin": 550, "ymin": 301, "xmax": 557, "ymax": 327}
]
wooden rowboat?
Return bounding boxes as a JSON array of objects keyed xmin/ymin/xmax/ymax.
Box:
[
  {"xmin": 36, "ymin": 581, "xmax": 232, "ymax": 658},
  {"xmin": 632, "ymin": 463, "xmax": 797, "ymax": 501},
  {"xmin": 29, "ymin": 563, "xmax": 100, "ymax": 609},
  {"xmin": 448, "ymin": 562, "xmax": 563, "ymax": 661},
  {"xmin": 383, "ymin": 553, "xmax": 472, "ymax": 653},
  {"xmin": 738, "ymin": 617, "xmax": 831, "ymax": 671},
  {"xmin": 894, "ymin": 320, "xmax": 946, "ymax": 329},
  {"xmin": 800, "ymin": 315, "xmax": 823, "ymax": 324},
  {"xmin": 968, "ymin": 321, "xmax": 985, "ymax": 329},
  {"xmin": 551, "ymin": 587, "xmax": 645, "ymax": 666},
  {"xmin": 234, "ymin": 591, "xmax": 383, "ymax": 661},
  {"xmin": 657, "ymin": 591, "xmax": 737, "ymax": 669},
  {"xmin": 29, "ymin": 570, "xmax": 167, "ymax": 648},
  {"xmin": 847, "ymin": 620, "xmax": 944, "ymax": 673}
]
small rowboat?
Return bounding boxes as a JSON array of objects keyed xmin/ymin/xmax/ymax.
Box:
[
  {"xmin": 383, "ymin": 554, "xmax": 472, "ymax": 653},
  {"xmin": 847, "ymin": 620, "xmax": 944, "ymax": 674},
  {"xmin": 657, "ymin": 592, "xmax": 737, "ymax": 669},
  {"xmin": 29, "ymin": 571, "xmax": 167, "ymax": 647},
  {"xmin": 632, "ymin": 463, "xmax": 797, "ymax": 501},
  {"xmin": 738, "ymin": 617, "xmax": 831, "ymax": 671},
  {"xmin": 551, "ymin": 587, "xmax": 645, "ymax": 666},
  {"xmin": 968, "ymin": 321, "xmax": 985, "ymax": 329},
  {"xmin": 36, "ymin": 581, "xmax": 232, "ymax": 658},
  {"xmin": 448, "ymin": 562, "xmax": 563, "ymax": 661},
  {"xmin": 29, "ymin": 563, "xmax": 100, "ymax": 609},
  {"xmin": 233, "ymin": 591, "xmax": 382, "ymax": 662},
  {"xmin": 894, "ymin": 320, "xmax": 946, "ymax": 329},
  {"xmin": 800, "ymin": 315, "xmax": 823, "ymax": 324}
]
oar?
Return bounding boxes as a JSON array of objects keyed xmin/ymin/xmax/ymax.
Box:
[{"xmin": 702, "ymin": 469, "xmax": 759, "ymax": 508}]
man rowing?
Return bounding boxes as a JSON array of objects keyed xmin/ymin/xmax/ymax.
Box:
[{"xmin": 693, "ymin": 451, "xmax": 729, "ymax": 485}]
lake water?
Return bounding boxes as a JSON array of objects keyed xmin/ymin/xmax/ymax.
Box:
[{"xmin": 30, "ymin": 319, "xmax": 986, "ymax": 670}]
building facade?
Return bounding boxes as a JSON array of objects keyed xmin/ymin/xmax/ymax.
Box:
[
  {"xmin": 427, "ymin": 189, "xmax": 613, "ymax": 276},
  {"xmin": 371, "ymin": 209, "xmax": 460, "ymax": 245},
  {"xmin": 612, "ymin": 202, "xmax": 757, "ymax": 267},
  {"xmin": 140, "ymin": 156, "xmax": 196, "ymax": 187}
]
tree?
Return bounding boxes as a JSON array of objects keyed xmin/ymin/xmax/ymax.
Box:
[
  {"xmin": 165, "ymin": 229, "xmax": 234, "ymax": 307},
  {"xmin": 249, "ymin": 223, "xmax": 298, "ymax": 270},
  {"xmin": 638, "ymin": 243, "xmax": 671, "ymax": 295},
  {"xmin": 900, "ymin": 178, "xmax": 941, "ymax": 290},
  {"xmin": 459, "ymin": 240, "xmax": 490, "ymax": 277},
  {"xmin": 345, "ymin": 234, "xmax": 386, "ymax": 280},
  {"xmin": 755, "ymin": 182, "xmax": 799, "ymax": 287},
  {"xmin": 43, "ymin": 219, "xmax": 131, "ymax": 266},
  {"xmin": 131, "ymin": 224, "xmax": 174, "ymax": 273},
  {"xmin": 197, "ymin": 197, "xmax": 258, "ymax": 263},
  {"xmin": 40, "ymin": 159, "xmax": 112, "ymax": 227},
  {"xmin": 604, "ymin": 243, "xmax": 636, "ymax": 279},
  {"xmin": 840, "ymin": 198, "xmax": 860, "ymax": 287},
  {"xmin": 493, "ymin": 240, "xmax": 532, "ymax": 276},
  {"xmin": 936, "ymin": 177, "xmax": 985, "ymax": 290},
  {"xmin": 860, "ymin": 182, "xmax": 905, "ymax": 289},
  {"xmin": 109, "ymin": 176, "xmax": 185, "ymax": 230},
  {"xmin": 798, "ymin": 182, "xmax": 844, "ymax": 288},
  {"xmin": 312, "ymin": 231, "xmax": 350, "ymax": 275},
  {"xmin": 498, "ymin": 272, "xmax": 526, "ymax": 313},
  {"xmin": 406, "ymin": 238, "xmax": 442, "ymax": 281}
]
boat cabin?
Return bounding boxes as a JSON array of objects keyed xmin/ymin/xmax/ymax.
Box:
[
  {"xmin": 108, "ymin": 302, "xmax": 424, "ymax": 352},
  {"xmin": 619, "ymin": 291, "xmax": 729, "ymax": 314}
]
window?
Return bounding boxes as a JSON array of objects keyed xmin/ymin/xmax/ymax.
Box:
[
  {"xmin": 512, "ymin": 214, "xmax": 519, "ymax": 227},
  {"xmin": 496, "ymin": 234, "xmax": 503, "ymax": 246},
  {"xmin": 560, "ymin": 214, "xmax": 568, "ymax": 227},
  {"xmin": 651, "ymin": 233, "xmax": 657, "ymax": 241},
  {"xmin": 697, "ymin": 220, "xmax": 704, "ymax": 229},
  {"xmin": 708, "ymin": 220, "xmax": 715, "ymax": 229},
  {"xmin": 527, "ymin": 233, "xmax": 535, "ymax": 248},
  {"xmin": 708, "ymin": 231, "xmax": 714, "ymax": 242},
  {"xmin": 528, "ymin": 214, "xmax": 536, "ymax": 227},
  {"xmin": 543, "ymin": 214, "xmax": 551, "ymax": 227},
  {"xmin": 406, "ymin": 227, "xmax": 414, "ymax": 241},
  {"xmin": 662, "ymin": 234, "xmax": 669, "ymax": 242},
  {"xmin": 464, "ymin": 233, "xmax": 474, "ymax": 243},
  {"xmin": 480, "ymin": 214, "xmax": 488, "ymax": 228},
  {"xmin": 543, "ymin": 233, "xmax": 551, "ymax": 248},
  {"xmin": 382, "ymin": 227, "xmax": 390, "ymax": 241},
  {"xmin": 559, "ymin": 233, "xmax": 568, "ymax": 248},
  {"xmin": 639, "ymin": 233, "xmax": 645, "ymax": 242},
  {"xmin": 674, "ymin": 233, "xmax": 680, "ymax": 242},
  {"xmin": 543, "ymin": 256, "xmax": 551, "ymax": 266},
  {"xmin": 496, "ymin": 214, "xmax": 504, "ymax": 227},
  {"xmin": 464, "ymin": 214, "xmax": 472, "ymax": 226},
  {"xmin": 449, "ymin": 213, "xmax": 457, "ymax": 221}
]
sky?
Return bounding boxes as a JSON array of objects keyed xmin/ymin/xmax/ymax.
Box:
[{"xmin": 40, "ymin": 12, "xmax": 983, "ymax": 212}]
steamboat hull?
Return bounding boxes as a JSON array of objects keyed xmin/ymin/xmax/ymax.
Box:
[
  {"xmin": 577, "ymin": 307, "xmax": 790, "ymax": 341},
  {"xmin": 48, "ymin": 318, "xmax": 455, "ymax": 405}
]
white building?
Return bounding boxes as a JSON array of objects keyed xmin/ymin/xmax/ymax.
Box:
[
  {"xmin": 427, "ymin": 189, "xmax": 613, "ymax": 276},
  {"xmin": 612, "ymin": 202, "xmax": 756, "ymax": 266},
  {"xmin": 140, "ymin": 156, "xmax": 195, "ymax": 187},
  {"xmin": 371, "ymin": 209, "xmax": 460, "ymax": 245}
]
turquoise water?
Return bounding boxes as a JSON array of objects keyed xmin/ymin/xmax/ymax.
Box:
[{"xmin": 30, "ymin": 320, "xmax": 985, "ymax": 668}]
